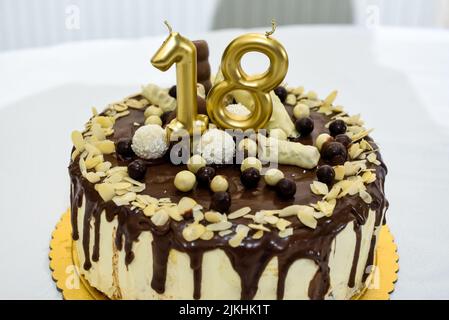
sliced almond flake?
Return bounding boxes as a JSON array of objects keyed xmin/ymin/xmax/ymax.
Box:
[
  {"xmin": 344, "ymin": 160, "xmax": 367, "ymax": 177},
  {"xmin": 94, "ymin": 140, "xmax": 115, "ymax": 154},
  {"xmin": 113, "ymin": 182, "xmax": 132, "ymax": 190},
  {"xmin": 362, "ymin": 171, "xmax": 376, "ymax": 184},
  {"xmin": 349, "ymin": 143, "xmax": 363, "ymax": 160},
  {"xmin": 206, "ymin": 221, "xmax": 232, "ymax": 232},
  {"xmin": 92, "ymin": 116, "xmax": 114, "ymax": 128},
  {"xmin": 332, "ymin": 105, "xmax": 345, "ymax": 113},
  {"xmin": 218, "ymin": 230, "xmax": 233, "ymax": 237},
  {"xmin": 143, "ymin": 204, "xmax": 156, "ymax": 217},
  {"xmin": 229, "ymin": 225, "xmax": 250, "ymax": 247},
  {"xmin": 227, "ymin": 207, "xmax": 251, "ymax": 219},
  {"xmin": 126, "ymin": 99, "xmax": 145, "ymax": 109},
  {"xmin": 359, "ymin": 190, "xmax": 373, "ymax": 204},
  {"xmin": 112, "ymin": 192, "xmax": 136, "ymax": 206},
  {"xmin": 292, "ymin": 86, "xmax": 304, "ymax": 95},
  {"xmin": 200, "ymin": 230, "xmax": 214, "ymax": 241},
  {"xmin": 95, "ymin": 183, "xmax": 115, "ymax": 202},
  {"xmin": 123, "ymin": 176, "xmax": 145, "ymax": 187},
  {"xmin": 279, "ymin": 227, "xmax": 293, "ymax": 238},
  {"xmin": 360, "ymin": 139, "xmax": 373, "ymax": 151},
  {"xmin": 297, "ymin": 210, "xmax": 317, "ymax": 229},
  {"xmin": 193, "ymin": 210, "xmax": 204, "ymax": 222},
  {"xmin": 276, "ymin": 218, "xmax": 292, "ymax": 231},
  {"xmin": 158, "ymin": 197, "xmax": 172, "ymax": 203},
  {"xmin": 279, "ymin": 205, "xmax": 301, "ymax": 217},
  {"xmin": 204, "ymin": 211, "xmax": 225, "ymax": 223},
  {"xmin": 252, "ymin": 230, "xmax": 264, "ymax": 239},
  {"xmin": 313, "ymin": 211, "xmax": 327, "ymax": 219},
  {"xmin": 103, "ymin": 128, "xmax": 114, "ymax": 137},
  {"xmin": 127, "ymin": 185, "xmax": 146, "ymax": 193},
  {"xmin": 334, "ymin": 165, "xmax": 345, "ymax": 181},
  {"xmin": 310, "ymin": 181, "xmax": 329, "ymax": 195},
  {"xmin": 71, "ymin": 149, "xmax": 80, "ymax": 161},
  {"xmin": 248, "ymin": 224, "xmax": 270, "ymax": 232},
  {"xmin": 318, "ymin": 105, "xmax": 333, "ymax": 115},
  {"xmin": 367, "ymin": 153, "xmax": 381, "ymax": 165},
  {"xmin": 324, "ymin": 185, "xmax": 342, "ymax": 201},
  {"xmin": 71, "ymin": 130, "xmax": 85, "ymax": 152},
  {"xmin": 351, "ymin": 128, "xmax": 374, "ymax": 142},
  {"xmin": 136, "ymin": 195, "xmax": 158, "ymax": 206},
  {"xmin": 177, "ymin": 197, "xmax": 197, "ymax": 215},
  {"xmin": 311, "ymin": 199, "xmax": 336, "ymax": 217},
  {"xmin": 91, "ymin": 123, "xmax": 106, "ymax": 141},
  {"xmin": 182, "ymin": 223, "xmax": 206, "ymax": 242},
  {"xmin": 113, "ymin": 104, "xmax": 128, "ymax": 112},
  {"xmin": 107, "ymin": 166, "xmax": 127, "ymax": 175},
  {"xmin": 264, "ymin": 215, "xmax": 279, "ymax": 225},
  {"xmin": 131, "ymin": 201, "xmax": 146, "ymax": 209},
  {"xmin": 114, "ymin": 110, "xmax": 131, "ymax": 120},
  {"xmin": 91, "ymin": 107, "xmax": 98, "ymax": 116},
  {"xmin": 85, "ymin": 155, "xmax": 104, "ymax": 170},
  {"xmin": 114, "ymin": 189, "xmax": 128, "ymax": 196},
  {"xmin": 95, "ymin": 161, "xmax": 112, "ymax": 173},
  {"xmin": 253, "ymin": 211, "xmax": 266, "ymax": 224},
  {"xmin": 323, "ymin": 90, "xmax": 338, "ymax": 107},
  {"xmin": 166, "ymin": 206, "xmax": 182, "ymax": 222},
  {"xmin": 243, "ymin": 214, "xmax": 255, "ymax": 220}
]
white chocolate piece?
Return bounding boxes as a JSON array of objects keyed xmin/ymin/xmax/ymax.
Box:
[
  {"xmin": 144, "ymin": 105, "xmax": 163, "ymax": 118},
  {"xmin": 187, "ymin": 155, "xmax": 206, "ymax": 174},
  {"xmin": 293, "ymin": 103, "xmax": 310, "ymax": 119},
  {"xmin": 258, "ymin": 135, "xmax": 320, "ymax": 169},
  {"xmin": 174, "ymin": 170, "xmax": 196, "ymax": 192},
  {"xmin": 264, "ymin": 92, "xmax": 297, "ymax": 138},
  {"xmin": 269, "ymin": 128, "xmax": 288, "ymax": 141},
  {"xmin": 241, "ymin": 157, "xmax": 262, "ymax": 172},
  {"xmin": 141, "ymin": 83, "xmax": 176, "ymax": 112},
  {"xmin": 210, "ymin": 175, "xmax": 229, "ymax": 192},
  {"xmin": 144, "ymin": 115, "xmax": 162, "ymax": 126},
  {"xmin": 264, "ymin": 168, "xmax": 284, "ymax": 186},
  {"xmin": 316, "ymin": 133, "xmax": 332, "ymax": 151}
]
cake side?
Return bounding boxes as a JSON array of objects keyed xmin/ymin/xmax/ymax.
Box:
[{"xmin": 69, "ymin": 84, "xmax": 388, "ymax": 300}]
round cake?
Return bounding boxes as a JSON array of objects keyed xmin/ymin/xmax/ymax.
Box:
[{"xmin": 69, "ymin": 42, "xmax": 388, "ymax": 300}]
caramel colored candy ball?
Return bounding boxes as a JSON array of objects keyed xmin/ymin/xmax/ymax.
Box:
[
  {"xmin": 174, "ymin": 170, "xmax": 196, "ymax": 192},
  {"xmin": 210, "ymin": 175, "xmax": 229, "ymax": 192}
]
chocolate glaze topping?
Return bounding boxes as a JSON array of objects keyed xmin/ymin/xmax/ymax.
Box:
[{"xmin": 69, "ymin": 100, "xmax": 388, "ymax": 300}]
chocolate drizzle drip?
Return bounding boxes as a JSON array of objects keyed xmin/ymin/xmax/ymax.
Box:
[{"xmin": 68, "ymin": 101, "xmax": 388, "ymax": 300}]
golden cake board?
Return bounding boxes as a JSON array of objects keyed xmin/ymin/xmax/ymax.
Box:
[{"xmin": 49, "ymin": 210, "xmax": 399, "ymax": 300}]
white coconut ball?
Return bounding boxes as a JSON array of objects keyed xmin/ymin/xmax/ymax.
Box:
[
  {"xmin": 131, "ymin": 124, "xmax": 168, "ymax": 159},
  {"xmin": 196, "ymin": 128, "xmax": 235, "ymax": 164}
]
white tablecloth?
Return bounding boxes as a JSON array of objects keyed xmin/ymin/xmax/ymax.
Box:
[{"xmin": 0, "ymin": 26, "xmax": 448, "ymax": 299}]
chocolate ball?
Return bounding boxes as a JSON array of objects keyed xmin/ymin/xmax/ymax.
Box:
[
  {"xmin": 196, "ymin": 166, "xmax": 216, "ymax": 187},
  {"xmin": 321, "ymin": 141, "xmax": 347, "ymax": 165},
  {"xmin": 116, "ymin": 138, "xmax": 135, "ymax": 159},
  {"xmin": 329, "ymin": 120, "xmax": 347, "ymax": 137},
  {"xmin": 276, "ymin": 178, "xmax": 296, "ymax": 199},
  {"xmin": 240, "ymin": 167, "xmax": 261, "ymax": 189},
  {"xmin": 316, "ymin": 165, "xmax": 335, "ymax": 185},
  {"xmin": 168, "ymin": 85, "xmax": 177, "ymax": 98},
  {"xmin": 295, "ymin": 117, "xmax": 314, "ymax": 136},
  {"xmin": 210, "ymin": 192, "xmax": 231, "ymax": 213},
  {"xmin": 335, "ymin": 134, "xmax": 352, "ymax": 148},
  {"xmin": 274, "ymin": 86, "xmax": 288, "ymax": 103},
  {"xmin": 128, "ymin": 159, "xmax": 147, "ymax": 181}
]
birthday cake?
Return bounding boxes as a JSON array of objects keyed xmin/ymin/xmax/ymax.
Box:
[{"xmin": 68, "ymin": 30, "xmax": 388, "ymax": 300}]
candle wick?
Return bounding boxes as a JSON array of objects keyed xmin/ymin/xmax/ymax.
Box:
[
  {"xmin": 164, "ymin": 20, "xmax": 173, "ymax": 33},
  {"xmin": 265, "ymin": 19, "xmax": 277, "ymax": 37}
]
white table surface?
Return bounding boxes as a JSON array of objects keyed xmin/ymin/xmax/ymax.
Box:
[{"xmin": 0, "ymin": 25, "xmax": 449, "ymax": 300}]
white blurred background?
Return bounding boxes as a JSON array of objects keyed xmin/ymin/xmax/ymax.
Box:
[{"xmin": 0, "ymin": 0, "xmax": 448, "ymax": 51}]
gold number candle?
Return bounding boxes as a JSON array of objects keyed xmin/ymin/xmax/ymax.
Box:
[
  {"xmin": 151, "ymin": 22, "xmax": 208, "ymax": 136},
  {"xmin": 206, "ymin": 21, "xmax": 288, "ymax": 130}
]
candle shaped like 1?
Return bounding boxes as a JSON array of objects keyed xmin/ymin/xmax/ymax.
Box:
[{"xmin": 151, "ymin": 23, "xmax": 208, "ymax": 136}]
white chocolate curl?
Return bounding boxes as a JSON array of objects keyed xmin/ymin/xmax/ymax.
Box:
[
  {"xmin": 141, "ymin": 83, "xmax": 176, "ymax": 113},
  {"xmin": 257, "ymin": 135, "xmax": 320, "ymax": 169}
]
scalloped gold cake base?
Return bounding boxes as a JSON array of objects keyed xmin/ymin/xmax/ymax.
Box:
[{"xmin": 50, "ymin": 210, "xmax": 399, "ymax": 300}]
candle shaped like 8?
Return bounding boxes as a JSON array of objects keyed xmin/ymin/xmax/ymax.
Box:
[{"xmin": 151, "ymin": 28, "xmax": 208, "ymax": 136}]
